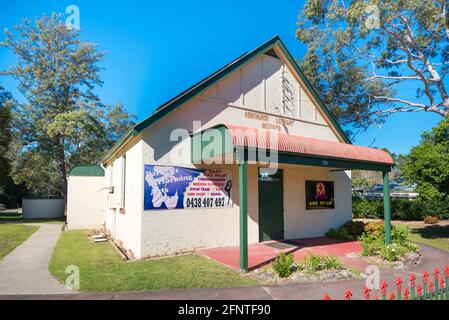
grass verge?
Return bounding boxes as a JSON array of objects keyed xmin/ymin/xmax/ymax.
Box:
[
  {"xmin": 394, "ymin": 222, "xmax": 449, "ymax": 253},
  {"xmin": 0, "ymin": 224, "xmax": 39, "ymax": 259},
  {"xmin": 49, "ymin": 230, "xmax": 257, "ymax": 292}
]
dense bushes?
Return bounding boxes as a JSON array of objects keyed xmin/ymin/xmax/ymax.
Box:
[
  {"xmin": 326, "ymin": 221, "xmax": 418, "ymax": 261},
  {"xmin": 359, "ymin": 222, "xmax": 418, "ymax": 261},
  {"xmin": 352, "ymin": 197, "xmax": 449, "ymax": 221},
  {"xmin": 272, "ymin": 253, "xmax": 294, "ymax": 278},
  {"xmin": 325, "ymin": 221, "xmax": 366, "ymax": 240},
  {"xmin": 272, "ymin": 253, "xmax": 345, "ymax": 277},
  {"xmin": 297, "ymin": 255, "xmax": 344, "ymax": 273}
]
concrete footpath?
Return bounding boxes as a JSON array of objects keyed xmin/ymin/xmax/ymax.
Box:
[
  {"xmin": 0, "ymin": 223, "xmax": 74, "ymax": 295},
  {"xmin": 0, "ymin": 243, "xmax": 447, "ymax": 300}
]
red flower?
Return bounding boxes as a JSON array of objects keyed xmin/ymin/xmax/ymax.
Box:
[
  {"xmin": 396, "ymin": 277, "xmax": 403, "ymax": 291},
  {"xmin": 363, "ymin": 287, "xmax": 371, "ymax": 300},
  {"xmin": 409, "ymin": 273, "xmax": 416, "ymax": 286},
  {"xmin": 417, "ymin": 284, "xmax": 423, "ymax": 297},
  {"xmin": 404, "ymin": 288, "xmax": 410, "ymax": 300},
  {"xmin": 344, "ymin": 289, "xmax": 352, "ymax": 301},
  {"xmin": 423, "ymin": 271, "xmax": 429, "ymax": 282},
  {"xmin": 445, "ymin": 265, "xmax": 449, "ymax": 277},
  {"xmin": 440, "ymin": 278, "xmax": 445, "ymax": 289},
  {"xmin": 380, "ymin": 280, "xmax": 388, "ymax": 296},
  {"xmin": 323, "ymin": 294, "xmax": 332, "ymax": 300},
  {"xmin": 428, "ymin": 281, "xmax": 434, "ymax": 293},
  {"xmin": 388, "ymin": 292, "xmax": 396, "ymax": 300},
  {"xmin": 434, "ymin": 268, "xmax": 440, "ymax": 280}
]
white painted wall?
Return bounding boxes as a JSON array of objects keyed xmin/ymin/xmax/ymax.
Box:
[
  {"xmin": 67, "ymin": 176, "xmax": 104, "ymax": 230},
  {"xmin": 103, "ymin": 47, "xmax": 352, "ymax": 260},
  {"xmin": 282, "ymin": 166, "xmax": 352, "ymax": 239},
  {"xmin": 104, "ymin": 141, "xmax": 143, "ymax": 258}
]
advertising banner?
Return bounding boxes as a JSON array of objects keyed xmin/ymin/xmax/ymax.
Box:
[
  {"xmin": 305, "ymin": 180, "xmax": 335, "ymax": 210},
  {"xmin": 144, "ymin": 165, "xmax": 233, "ymax": 211}
]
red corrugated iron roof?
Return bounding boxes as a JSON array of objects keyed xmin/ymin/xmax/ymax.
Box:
[{"xmin": 221, "ymin": 124, "xmax": 394, "ymax": 165}]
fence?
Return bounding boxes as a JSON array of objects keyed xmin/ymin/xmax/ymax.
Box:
[
  {"xmin": 324, "ymin": 266, "xmax": 449, "ymax": 300},
  {"xmin": 22, "ymin": 198, "xmax": 65, "ymax": 219}
]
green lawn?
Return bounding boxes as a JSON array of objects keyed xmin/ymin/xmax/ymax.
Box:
[
  {"xmin": 0, "ymin": 212, "xmax": 66, "ymax": 225},
  {"xmin": 395, "ymin": 222, "xmax": 449, "ymax": 253},
  {"xmin": 49, "ymin": 231, "xmax": 257, "ymax": 292},
  {"xmin": 0, "ymin": 224, "xmax": 39, "ymax": 259}
]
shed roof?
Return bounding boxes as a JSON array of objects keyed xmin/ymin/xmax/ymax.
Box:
[{"xmin": 69, "ymin": 165, "xmax": 105, "ymax": 177}]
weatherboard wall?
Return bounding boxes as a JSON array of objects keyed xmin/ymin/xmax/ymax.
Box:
[{"xmin": 103, "ymin": 47, "xmax": 352, "ymax": 259}]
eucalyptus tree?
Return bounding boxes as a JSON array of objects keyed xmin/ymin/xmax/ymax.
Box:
[
  {"xmin": 297, "ymin": 0, "xmax": 449, "ymax": 137},
  {"xmin": 0, "ymin": 84, "xmax": 12, "ymax": 196}
]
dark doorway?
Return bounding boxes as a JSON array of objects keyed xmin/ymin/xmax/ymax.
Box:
[{"xmin": 258, "ymin": 168, "xmax": 284, "ymax": 241}]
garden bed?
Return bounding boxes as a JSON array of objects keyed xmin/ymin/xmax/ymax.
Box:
[
  {"xmin": 254, "ymin": 253, "xmax": 359, "ymax": 285},
  {"xmin": 357, "ymin": 250, "xmax": 422, "ymax": 270},
  {"xmin": 255, "ymin": 268, "xmax": 358, "ymax": 285},
  {"xmin": 326, "ymin": 220, "xmax": 422, "ymax": 268}
]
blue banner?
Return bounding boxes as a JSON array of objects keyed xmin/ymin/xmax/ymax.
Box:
[{"xmin": 144, "ymin": 165, "xmax": 233, "ymax": 211}]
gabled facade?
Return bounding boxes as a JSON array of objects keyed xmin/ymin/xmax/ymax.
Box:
[{"xmin": 88, "ymin": 36, "xmax": 393, "ymax": 267}]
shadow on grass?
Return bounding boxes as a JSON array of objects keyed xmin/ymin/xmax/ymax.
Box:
[
  {"xmin": 409, "ymin": 225, "xmax": 449, "ymax": 239},
  {"xmin": 0, "ymin": 213, "xmax": 66, "ymax": 225}
]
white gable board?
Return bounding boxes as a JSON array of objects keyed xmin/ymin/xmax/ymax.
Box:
[{"xmin": 200, "ymin": 49, "xmax": 332, "ymax": 133}]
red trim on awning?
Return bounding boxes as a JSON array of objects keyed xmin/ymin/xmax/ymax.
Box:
[{"xmin": 221, "ymin": 124, "xmax": 394, "ymax": 165}]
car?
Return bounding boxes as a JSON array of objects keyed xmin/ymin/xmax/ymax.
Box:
[{"xmin": 0, "ymin": 204, "xmax": 6, "ymax": 211}]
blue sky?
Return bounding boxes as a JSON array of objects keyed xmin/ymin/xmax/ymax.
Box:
[{"xmin": 0, "ymin": 0, "xmax": 442, "ymax": 155}]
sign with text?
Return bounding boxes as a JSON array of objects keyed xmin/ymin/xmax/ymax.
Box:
[
  {"xmin": 144, "ymin": 165, "xmax": 233, "ymax": 211},
  {"xmin": 305, "ymin": 180, "xmax": 335, "ymax": 210}
]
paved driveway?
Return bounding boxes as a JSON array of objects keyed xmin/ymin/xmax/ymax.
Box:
[{"xmin": 0, "ymin": 223, "xmax": 74, "ymax": 295}]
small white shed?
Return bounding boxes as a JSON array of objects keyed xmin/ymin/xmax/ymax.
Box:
[{"xmin": 67, "ymin": 165, "xmax": 105, "ymax": 230}]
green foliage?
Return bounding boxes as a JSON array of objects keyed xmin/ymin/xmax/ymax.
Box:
[
  {"xmin": 300, "ymin": 254, "xmax": 321, "ymax": 273},
  {"xmin": 404, "ymin": 118, "xmax": 449, "ymax": 203},
  {"xmin": 322, "ymin": 256, "xmax": 344, "ymax": 271},
  {"xmin": 1, "ymin": 14, "xmax": 135, "ymax": 196},
  {"xmin": 326, "ymin": 220, "xmax": 366, "ymax": 241},
  {"xmin": 360, "ymin": 233, "xmax": 383, "ymax": 256},
  {"xmin": 326, "ymin": 228, "xmax": 353, "ymax": 241},
  {"xmin": 353, "ymin": 197, "xmax": 449, "ymax": 221},
  {"xmin": 297, "ymin": 254, "xmax": 344, "ymax": 274},
  {"xmin": 0, "ymin": 84, "xmax": 12, "ymax": 197},
  {"xmin": 297, "ymin": 1, "xmax": 449, "ymax": 137},
  {"xmin": 360, "ymin": 222, "xmax": 417, "ymax": 261},
  {"xmin": 380, "ymin": 244, "xmax": 405, "ymax": 262},
  {"xmin": 272, "ymin": 253, "xmax": 294, "ymax": 278}
]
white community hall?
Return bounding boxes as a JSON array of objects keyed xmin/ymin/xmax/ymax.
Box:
[{"xmin": 67, "ymin": 36, "xmax": 394, "ymax": 272}]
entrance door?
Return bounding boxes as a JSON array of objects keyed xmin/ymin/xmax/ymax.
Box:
[{"xmin": 258, "ymin": 168, "xmax": 284, "ymax": 241}]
